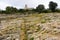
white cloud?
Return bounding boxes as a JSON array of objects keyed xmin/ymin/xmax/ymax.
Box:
[
  {"xmin": 0, "ymin": 2, "xmax": 12, "ymax": 10},
  {"xmin": 0, "ymin": 0, "xmax": 60, "ymax": 10}
]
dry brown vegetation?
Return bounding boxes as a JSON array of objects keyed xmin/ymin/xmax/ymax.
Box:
[{"xmin": 0, "ymin": 13, "xmax": 60, "ymax": 40}]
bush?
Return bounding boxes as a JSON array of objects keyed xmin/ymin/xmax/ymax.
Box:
[
  {"xmin": 41, "ymin": 19, "xmax": 46, "ymax": 23},
  {"xmin": 36, "ymin": 4, "xmax": 45, "ymax": 13},
  {"xmin": 55, "ymin": 9, "xmax": 60, "ymax": 13},
  {"xmin": 30, "ymin": 37, "xmax": 34, "ymax": 40},
  {"xmin": 43, "ymin": 9, "xmax": 51, "ymax": 13}
]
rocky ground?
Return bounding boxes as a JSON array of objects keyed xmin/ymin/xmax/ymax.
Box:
[{"xmin": 0, "ymin": 13, "xmax": 60, "ymax": 40}]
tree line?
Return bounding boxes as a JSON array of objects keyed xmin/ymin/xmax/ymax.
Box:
[{"xmin": 0, "ymin": 1, "xmax": 60, "ymax": 14}]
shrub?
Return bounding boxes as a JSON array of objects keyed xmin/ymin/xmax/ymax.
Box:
[{"xmin": 30, "ymin": 37, "xmax": 34, "ymax": 40}]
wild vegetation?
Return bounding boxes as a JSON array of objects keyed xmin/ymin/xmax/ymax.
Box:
[
  {"xmin": 0, "ymin": 1, "xmax": 60, "ymax": 40},
  {"xmin": 0, "ymin": 13, "xmax": 60, "ymax": 40}
]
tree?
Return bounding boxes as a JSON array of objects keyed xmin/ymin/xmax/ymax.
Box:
[
  {"xmin": 36, "ymin": 4, "xmax": 45, "ymax": 13},
  {"xmin": 6, "ymin": 6, "xmax": 18, "ymax": 14},
  {"xmin": 18, "ymin": 9, "xmax": 25, "ymax": 13},
  {"xmin": 49, "ymin": 1, "xmax": 58, "ymax": 12}
]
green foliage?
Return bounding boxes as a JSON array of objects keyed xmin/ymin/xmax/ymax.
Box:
[
  {"xmin": 55, "ymin": 9, "xmax": 60, "ymax": 13},
  {"xmin": 18, "ymin": 9, "xmax": 25, "ymax": 13},
  {"xmin": 0, "ymin": 10, "xmax": 6, "ymax": 14},
  {"xmin": 49, "ymin": 1, "xmax": 58, "ymax": 12},
  {"xmin": 31, "ymin": 9, "xmax": 36, "ymax": 12},
  {"xmin": 36, "ymin": 4, "xmax": 45, "ymax": 13},
  {"xmin": 43, "ymin": 9, "xmax": 51, "ymax": 13},
  {"xmin": 6, "ymin": 6, "xmax": 18, "ymax": 14},
  {"xmin": 41, "ymin": 19, "xmax": 46, "ymax": 23},
  {"xmin": 30, "ymin": 37, "xmax": 34, "ymax": 40}
]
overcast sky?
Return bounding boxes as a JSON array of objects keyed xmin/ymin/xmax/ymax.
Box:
[{"xmin": 0, "ymin": 0, "xmax": 60, "ymax": 10}]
